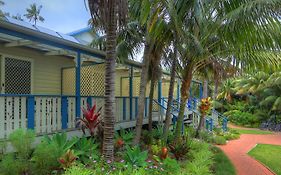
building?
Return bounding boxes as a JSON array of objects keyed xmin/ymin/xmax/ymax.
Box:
[{"xmin": 0, "ymin": 17, "xmax": 203, "ymax": 140}]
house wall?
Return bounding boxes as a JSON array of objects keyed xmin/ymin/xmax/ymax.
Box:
[{"xmin": 0, "ymin": 44, "xmax": 74, "ymax": 95}]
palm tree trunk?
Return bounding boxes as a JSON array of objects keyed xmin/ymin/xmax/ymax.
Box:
[
  {"xmin": 213, "ymin": 78, "xmax": 219, "ymax": 99},
  {"xmin": 174, "ymin": 64, "xmax": 193, "ymax": 140},
  {"xmin": 148, "ymin": 79, "xmax": 156, "ymax": 132},
  {"xmin": 103, "ymin": 3, "xmax": 117, "ymax": 160},
  {"xmin": 133, "ymin": 43, "xmax": 151, "ymax": 145},
  {"xmin": 203, "ymin": 79, "xmax": 208, "ymax": 98},
  {"xmin": 163, "ymin": 48, "xmax": 177, "ymax": 144},
  {"xmin": 195, "ymin": 115, "xmax": 205, "ymax": 138}
]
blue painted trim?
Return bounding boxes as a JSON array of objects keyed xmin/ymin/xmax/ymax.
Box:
[
  {"xmin": 61, "ymin": 96, "xmax": 68, "ymax": 129},
  {"xmin": 144, "ymin": 98, "xmax": 148, "ymax": 118},
  {"xmin": 0, "ymin": 27, "xmax": 105, "ymax": 59},
  {"xmin": 135, "ymin": 98, "xmax": 138, "ymax": 118},
  {"xmin": 87, "ymin": 96, "xmax": 92, "ymax": 107},
  {"xmin": 199, "ymin": 83, "xmax": 203, "ymax": 99},
  {"xmin": 189, "ymin": 82, "xmax": 192, "ymax": 99},
  {"xmin": 158, "ymin": 80, "xmax": 162, "ymax": 115},
  {"xmin": 123, "ymin": 98, "xmax": 126, "ymax": 120},
  {"xmin": 177, "ymin": 79, "xmax": 180, "ymax": 101},
  {"xmin": 27, "ymin": 96, "xmax": 35, "ymax": 129},
  {"xmin": 75, "ymin": 52, "xmax": 81, "ymax": 118},
  {"xmin": 129, "ymin": 67, "xmax": 133, "ymax": 120}
]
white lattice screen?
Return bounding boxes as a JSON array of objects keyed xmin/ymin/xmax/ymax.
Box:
[{"xmin": 4, "ymin": 57, "xmax": 31, "ymax": 94}]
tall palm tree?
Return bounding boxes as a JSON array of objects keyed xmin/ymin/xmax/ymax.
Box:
[
  {"xmin": 24, "ymin": 3, "xmax": 44, "ymax": 25},
  {"xmin": 88, "ymin": 0, "xmax": 128, "ymax": 160},
  {"xmin": 174, "ymin": 0, "xmax": 281, "ymax": 139},
  {"xmin": 131, "ymin": 0, "xmax": 173, "ymax": 145},
  {"xmin": 0, "ymin": 1, "xmax": 8, "ymax": 18}
]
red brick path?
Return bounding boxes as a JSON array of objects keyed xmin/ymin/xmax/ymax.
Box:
[{"xmin": 218, "ymin": 131, "xmax": 281, "ymax": 175}]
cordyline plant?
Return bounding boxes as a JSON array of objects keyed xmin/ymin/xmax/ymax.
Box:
[
  {"xmin": 77, "ymin": 103, "xmax": 102, "ymax": 137},
  {"xmin": 195, "ymin": 97, "xmax": 212, "ymax": 138}
]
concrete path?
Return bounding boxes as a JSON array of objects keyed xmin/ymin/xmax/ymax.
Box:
[{"xmin": 218, "ymin": 129, "xmax": 281, "ymax": 175}]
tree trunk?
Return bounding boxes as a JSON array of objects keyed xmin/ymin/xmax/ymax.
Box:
[
  {"xmin": 103, "ymin": 2, "xmax": 116, "ymax": 160},
  {"xmin": 163, "ymin": 48, "xmax": 177, "ymax": 144},
  {"xmin": 148, "ymin": 79, "xmax": 156, "ymax": 132},
  {"xmin": 133, "ymin": 43, "xmax": 151, "ymax": 145},
  {"xmin": 174, "ymin": 64, "xmax": 193, "ymax": 140},
  {"xmin": 195, "ymin": 115, "xmax": 205, "ymax": 138},
  {"xmin": 203, "ymin": 79, "xmax": 208, "ymax": 98},
  {"xmin": 213, "ymin": 78, "xmax": 219, "ymax": 100}
]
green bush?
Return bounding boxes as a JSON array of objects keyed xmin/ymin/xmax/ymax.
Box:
[
  {"xmin": 162, "ymin": 157, "xmax": 180, "ymax": 174},
  {"xmin": 9, "ymin": 129, "xmax": 35, "ymax": 159},
  {"xmin": 0, "ymin": 155, "xmax": 33, "ymax": 175},
  {"xmin": 72, "ymin": 137, "xmax": 100, "ymax": 164},
  {"xmin": 123, "ymin": 146, "xmax": 148, "ymax": 167},
  {"xmin": 213, "ymin": 136, "xmax": 227, "ymax": 145},
  {"xmin": 0, "ymin": 129, "xmax": 35, "ymax": 175},
  {"xmin": 185, "ymin": 140, "xmax": 214, "ymax": 175},
  {"xmin": 64, "ymin": 164, "xmax": 92, "ymax": 175},
  {"xmin": 31, "ymin": 141, "xmax": 61, "ymax": 175},
  {"xmin": 224, "ymin": 110, "xmax": 259, "ymax": 127}
]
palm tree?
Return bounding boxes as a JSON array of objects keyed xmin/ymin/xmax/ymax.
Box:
[
  {"xmin": 87, "ymin": 0, "xmax": 128, "ymax": 160},
  {"xmin": 0, "ymin": 1, "xmax": 4, "ymax": 16},
  {"xmin": 173, "ymin": 0, "xmax": 281, "ymax": 139},
  {"xmin": 0, "ymin": 1, "xmax": 8, "ymax": 18},
  {"xmin": 147, "ymin": 53, "xmax": 162, "ymax": 132},
  {"xmin": 24, "ymin": 3, "xmax": 44, "ymax": 25},
  {"xmin": 131, "ymin": 0, "xmax": 173, "ymax": 145}
]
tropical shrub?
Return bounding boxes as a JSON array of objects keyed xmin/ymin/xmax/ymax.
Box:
[
  {"xmin": 162, "ymin": 157, "xmax": 180, "ymax": 175},
  {"xmin": 0, "ymin": 129, "xmax": 35, "ymax": 175},
  {"xmin": 42, "ymin": 132, "xmax": 79, "ymax": 156},
  {"xmin": 123, "ymin": 146, "xmax": 148, "ymax": 167},
  {"xmin": 213, "ymin": 136, "xmax": 227, "ymax": 145},
  {"xmin": 77, "ymin": 103, "xmax": 102, "ymax": 136},
  {"xmin": 31, "ymin": 141, "xmax": 61, "ymax": 174},
  {"xmin": 224, "ymin": 110, "xmax": 259, "ymax": 127},
  {"xmin": 168, "ymin": 137, "xmax": 190, "ymax": 160},
  {"xmin": 64, "ymin": 164, "xmax": 92, "ymax": 175},
  {"xmin": 9, "ymin": 129, "xmax": 35, "ymax": 159},
  {"xmin": 115, "ymin": 128, "xmax": 134, "ymax": 150},
  {"xmin": 185, "ymin": 140, "xmax": 214, "ymax": 174},
  {"xmin": 72, "ymin": 137, "xmax": 100, "ymax": 164}
]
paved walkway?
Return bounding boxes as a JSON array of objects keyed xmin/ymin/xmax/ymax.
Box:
[{"xmin": 218, "ymin": 129, "xmax": 281, "ymax": 175}]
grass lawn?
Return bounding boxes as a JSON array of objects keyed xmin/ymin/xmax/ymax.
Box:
[
  {"xmin": 211, "ymin": 146, "xmax": 236, "ymax": 175},
  {"xmin": 248, "ymin": 144, "xmax": 281, "ymax": 175},
  {"xmin": 233, "ymin": 129, "xmax": 272, "ymax": 135}
]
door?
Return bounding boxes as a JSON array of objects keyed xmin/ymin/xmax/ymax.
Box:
[{"xmin": 1, "ymin": 56, "xmax": 32, "ymax": 94}]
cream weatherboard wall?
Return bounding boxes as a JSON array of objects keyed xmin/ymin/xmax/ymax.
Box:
[{"xmin": 0, "ymin": 44, "xmax": 74, "ymax": 95}]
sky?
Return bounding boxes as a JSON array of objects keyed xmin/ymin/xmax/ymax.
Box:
[{"xmin": 2, "ymin": 0, "xmax": 91, "ymax": 34}]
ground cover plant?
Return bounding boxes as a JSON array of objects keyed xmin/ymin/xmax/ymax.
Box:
[
  {"xmin": 0, "ymin": 124, "xmax": 237, "ymax": 175},
  {"xmin": 211, "ymin": 146, "xmax": 236, "ymax": 175},
  {"xmin": 234, "ymin": 129, "xmax": 272, "ymax": 135},
  {"xmin": 248, "ymin": 144, "xmax": 281, "ymax": 175}
]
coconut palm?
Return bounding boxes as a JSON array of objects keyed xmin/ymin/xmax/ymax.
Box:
[
  {"xmin": 173, "ymin": 0, "xmax": 281, "ymax": 139},
  {"xmin": 0, "ymin": 1, "xmax": 9, "ymax": 18},
  {"xmin": 87, "ymin": 0, "xmax": 128, "ymax": 160},
  {"xmin": 131, "ymin": 0, "xmax": 174, "ymax": 145},
  {"xmin": 0, "ymin": 1, "xmax": 4, "ymax": 16},
  {"xmin": 24, "ymin": 3, "xmax": 44, "ymax": 25}
]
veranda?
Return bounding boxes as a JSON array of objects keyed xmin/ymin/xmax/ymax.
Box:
[{"xmin": 0, "ymin": 18, "xmax": 203, "ymax": 140}]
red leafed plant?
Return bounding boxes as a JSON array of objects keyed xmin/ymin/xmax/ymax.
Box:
[{"xmin": 77, "ymin": 103, "xmax": 102, "ymax": 137}]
